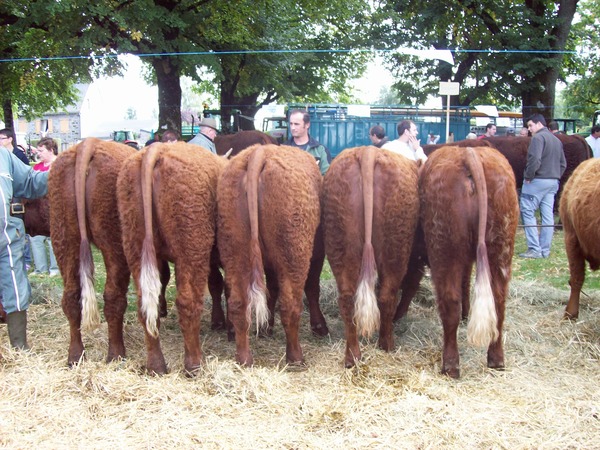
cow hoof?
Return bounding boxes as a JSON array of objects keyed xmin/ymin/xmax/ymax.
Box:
[
  {"xmin": 285, "ymin": 360, "xmax": 308, "ymax": 372},
  {"xmin": 184, "ymin": 365, "xmax": 202, "ymax": 378},
  {"xmin": 311, "ymin": 323, "xmax": 329, "ymax": 337},
  {"xmin": 563, "ymin": 311, "xmax": 578, "ymax": 321},
  {"xmin": 236, "ymin": 353, "xmax": 253, "ymax": 367},
  {"xmin": 144, "ymin": 365, "xmax": 169, "ymax": 376},
  {"xmin": 441, "ymin": 367, "xmax": 460, "ymax": 379},
  {"xmin": 487, "ymin": 360, "xmax": 505, "ymax": 371},
  {"xmin": 67, "ymin": 351, "xmax": 85, "ymax": 368}
]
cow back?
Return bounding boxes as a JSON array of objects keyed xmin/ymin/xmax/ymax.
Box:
[{"xmin": 215, "ymin": 130, "xmax": 278, "ymax": 157}]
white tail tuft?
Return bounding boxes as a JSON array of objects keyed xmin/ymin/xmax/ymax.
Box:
[
  {"xmin": 248, "ymin": 281, "xmax": 269, "ymax": 335},
  {"xmin": 80, "ymin": 270, "xmax": 100, "ymax": 332},
  {"xmin": 353, "ymin": 277, "xmax": 380, "ymax": 338},
  {"xmin": 140, "ymin": 241, "xmax": 162, "ymax": 338},
  {"xmin": 467, "ymin": 263, "xmax": 499, "ymax": 347}
]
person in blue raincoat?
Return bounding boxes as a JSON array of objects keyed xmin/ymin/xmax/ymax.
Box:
[{"xmin": 0, "ymin": 138, "xmax": 49, "ymax": 349}]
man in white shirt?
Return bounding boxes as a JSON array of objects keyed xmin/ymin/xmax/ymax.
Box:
[
  {"xmin": 585, "ymin": 126, "xmax": 600, "ymax": 158},
  {"xmin": 382, "ymin": 120, "xmax": 428, "ymax": 162}
]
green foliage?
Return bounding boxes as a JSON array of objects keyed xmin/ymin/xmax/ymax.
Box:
[
  {"xmin": 561, "ymin": 0, "xmax": 600, "ymax": 121},
  {"xmin": 0, "ymin": 1, "xmax": 97, "ymax": 122},
  {"xmin": 376, "ymin": 0, "xmax": 578, "ymax": 115}
]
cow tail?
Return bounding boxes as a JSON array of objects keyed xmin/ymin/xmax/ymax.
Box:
[
  {"xmin": 354, "ymin": 146, "xmax": 380, "ymax": 337},
  {"xmin": 75, "ymin": 138, "xmax": 100, "ymax": 332},
  {"xmin": 464, "ymin": 147, "xmax": 499, "ymax": 347},
  {"xmin": 246, "ymin": 146, "xmax": 269, "ymax": 333},
  {"xmin": 140, "ymin": 145, "xmax": 163, "ymax": 338}
]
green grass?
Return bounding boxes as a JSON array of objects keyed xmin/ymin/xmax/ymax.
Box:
[{"xmin": 513, "ymin": 226, "xmax": 600, "ymax": 291}]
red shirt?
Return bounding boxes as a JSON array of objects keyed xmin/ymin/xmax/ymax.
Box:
[{"xmin": 33, "ymin": 162, "xmax": 51, "ymax": 172}]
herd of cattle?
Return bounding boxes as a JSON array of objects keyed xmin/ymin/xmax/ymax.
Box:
[{"xmin": 21, "ymin": 130, "xmax": 597, "ymax": 379}]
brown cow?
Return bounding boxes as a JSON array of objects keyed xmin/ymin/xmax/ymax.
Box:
[
  {"xmin": 117, "ymin": 143, "xmax": 226, "ymax": 375},
  {"xmin": 559, "ymin": 158, "xmax": 600, "ymax": 320},
  {"xmin": 49, "ymin": 138, "xmax": 145, "ymax": 365},
  {"xmin": 322, "ymin": 146, "xmax": 420, "ymax": 368},
  {"xmin": 426, "ymin": 135, "xmax": 591, "ymax": 195},
  {"xmin": 21, "ymin": 197, "xmax": 50, "ymax": 237},
  {"xmin": 419, "ymin": 146, "xmax": 519, "ymax": 378},
  {"xmin": 217, "ymin": 144, "xmax": 321, "ymax": 366},
  {"xmin": 214, "ymin": 130, "xmax": 278, "ymax": 157}
]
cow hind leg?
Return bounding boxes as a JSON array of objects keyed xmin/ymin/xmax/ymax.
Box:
[
  {"xmin": 263, "ymin": 268, "xmax": 278, "ymax": 337},
  {"xmin": 564, "ymin": 231, "xmax": 585, "ymax": 320},
  {"xmin": 487, "ymin": 263, "xmax": 509, "ymax": 371},
  {"xmin": 336, "ymin": 272, "xmax": 361, "ymax": 368},
  {"xmin": 278, "ymin": 279, "xmax": 305, "ymax": 365},
  {"xmin": 208, "ymin": 261, "xmax": 226, "ymax": 330},
  {"xmin": 175, "ymin": 270, "xmax": 205, "ymax": 376},
  {"xmin": 158, "ymin": 260, "xmax": 170, "ymax": 318},
  {"xmin": 135, "ymin": 274, "xmax": 167, "ymax": 375},
  {"xmin": 62, "ymin": 285, "xmax": 85, "ymax": 367},
  {"xmin": 461, "ymin": 266, "xmax": 472, "ymax": 321},
  {"xmin": 228, "ymin": 281, "xmax": 253, "ymax": 366},
  {"xmin": 393, "ymin": 255, "xmax": 426, "ymax": 322},
  {"xmin": 102, "ymin": 258, "xmax": 130, "ymax": 363},
  {"xmin": 304, "ymin": 254, "xmax": 329, "ymax": 337},
  {"xmin": 433, "ymin": 267, "xmax": 464, "ymax": 379},
  {"xmin": 377, "ymin": 274, "xmax": 403, "ymax": 352}
]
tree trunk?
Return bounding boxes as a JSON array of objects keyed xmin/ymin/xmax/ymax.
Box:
[
  {"xmin": 2, "ymin": 98, "xmax": 14, "ymax": 132},
  {"xmin": 152, "ymin": 57, "xmax": 182, "ymax": 135},
  {"xmin": 521, "ymin": 64, "xmax": 559, "ymax": 123}
]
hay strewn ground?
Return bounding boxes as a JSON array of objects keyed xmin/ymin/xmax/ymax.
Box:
[{"xmin": 0, "ymin": 244, "xmax": 598, "ymax": 449}]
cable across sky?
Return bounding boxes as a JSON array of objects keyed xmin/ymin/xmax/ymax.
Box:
[{"xmin": 0, "ymin": 47, "xmax": 578, "ymax": 64}]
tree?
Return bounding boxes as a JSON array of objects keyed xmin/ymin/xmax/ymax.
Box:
[
  {"xmin": 0, "ymin": 1, "xmax": 99, "ymax": 131},
  {"xmin": 561, "ymin": 0, "xmax": 600, "ymax": 121},
  {"xmin": 3, "ymin": 0, "xmax": 375, "ymax": 135},
  {"xmin": 201, "ymin": 0, "xmax": 372, "ymax": 132},
  {"xmin": 376, "ymin": 0, "xmax": 579, "ymax": 121}
]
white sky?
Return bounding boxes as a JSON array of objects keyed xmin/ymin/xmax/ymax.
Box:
[
  {"xmin": 89, "ymin": 55, "xmax": 158, "ymax": 121},
  {"xmin": 92, "ymin": 54, "xmax": 443, "ymax": 127}
]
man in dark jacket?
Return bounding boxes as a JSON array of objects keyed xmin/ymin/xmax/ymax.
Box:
[
  {"xmin": 285, "ymin": 110, "xmax": 331, "ymax": 175},
  {"xmin": 519, "ymin": 114, "xmax": 566, "ymax": 259}
]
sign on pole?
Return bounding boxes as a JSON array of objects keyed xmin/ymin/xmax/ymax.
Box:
[{"xmin": 439, "ymin": 82, "xmax": 460, "ymax": 142}]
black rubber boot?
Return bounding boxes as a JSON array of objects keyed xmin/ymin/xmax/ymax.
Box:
[{"xmin": 6, "ymin": 310, "xmax": 29, "ymax": 350}]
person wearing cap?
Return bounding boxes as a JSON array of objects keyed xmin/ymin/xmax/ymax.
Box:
[{"xmin": 188, "ymin": 117, "xmax": 218, "ymax": 154}]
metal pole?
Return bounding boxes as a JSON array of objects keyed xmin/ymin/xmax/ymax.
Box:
[{"xmin": 446, "ymin": 94, "xmax": 450, "ymax": 143}]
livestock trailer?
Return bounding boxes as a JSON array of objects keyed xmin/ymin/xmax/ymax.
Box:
[{"xmin": 278, "ymin": 104, "xmax": 472, "ymax": 159}]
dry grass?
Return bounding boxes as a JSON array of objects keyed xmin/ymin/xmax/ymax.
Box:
[{"xmin": 1, "ymin": 235, "xmax": 599, "ymax": 449}]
